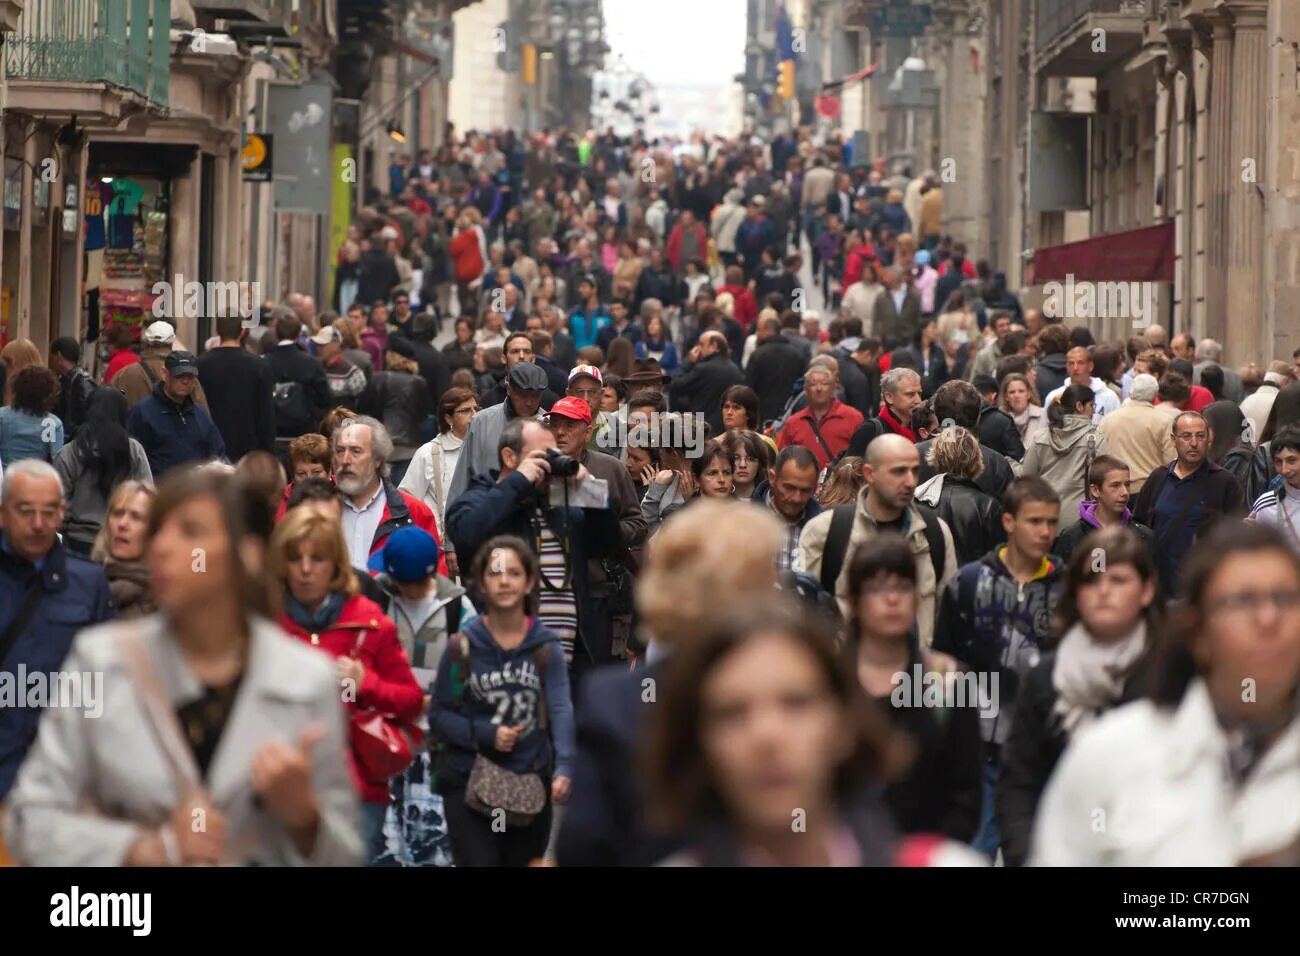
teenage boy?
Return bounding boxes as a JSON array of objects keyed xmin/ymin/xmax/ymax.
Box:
[
  {"xmin": 1051, "ymin": 455, "xmax": 1158, "ymax": 565},
  {"xmin": 1249, "ymin": 424, "xmax": 1300, "ymax": 552},
  {"xmin": 933, "ymin": 476, "xmax": 1065, "ymax": 860}
]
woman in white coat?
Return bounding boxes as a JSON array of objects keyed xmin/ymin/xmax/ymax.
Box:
[
  {"xmin": 399, "ymin": 386, "xmax": 477, "ymax": 542},
  {"xmin": 3, "ymin": 467, "xmax": 362, "ymax": 866},
  {"xmin": 1031, "ymin": 521, "xmax": 1300, "ymax": 865}
]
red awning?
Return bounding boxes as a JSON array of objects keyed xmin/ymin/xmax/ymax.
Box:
[{"xmin": 1029, "ymin": 222, "xmax": 1175, "ymax": 285}]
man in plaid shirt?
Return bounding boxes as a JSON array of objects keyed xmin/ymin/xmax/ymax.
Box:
[{"xmin": 755, "ymin": 445, "xmax": 824, "ymax": 570}]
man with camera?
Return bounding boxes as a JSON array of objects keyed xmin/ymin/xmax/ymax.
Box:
[{"xmin": 446, "ymin": 416, "xmax": 619, "ymax": 682}]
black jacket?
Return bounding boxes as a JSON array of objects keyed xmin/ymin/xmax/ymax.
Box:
[
  {"xmin": 446, "ymin": 470, "xmax": 619, "ymax": 665},
  {"xmin": 830, "ymin": 346, "xmax": 874, "ymax": 418},
  {"xmin": 536, "ymin": 354, "xmax": 569, "ymax": 398},
  {"xmin": 746, "ymin": 335, "xmax": 806, "ymax": 425},
  {"xmin": 441, "ymin": 339, "xmax": 476, "ymax": 374},
  {"xmin": 895, "ymin": 341, "xmax": 949, "ymax": 399},
  {"xmin": 196, "ymin": 346, "xmax": 277, "ymax": 462},
  {"xmin": 1132, "ymin": 459, "xmax": 1245, "ymax": 594},
  {"xmin": 264, "ymin": 342, "xmax": 332, "ymax": 439},
  {"xmin": 917, "ymin": 475, "xmax": 1006, "ymax": 566},
  {"xmin": 357, "ymin": 248, "xmax": 401, "ymax": 307},
  {"xmin": 978, "ymin": 402, "xmax": 1025, "ymax": 461},
  {"xmin": 916, "ymin": 439, "xmax": 1015, "ymax": 500},
  {"xmin": 1052, "ymin": 514, "xmax": 1157, "ymax": 568},
  {"xmin": 1034, "ymin": 352, "xmax": 1068, "ymax": 398},
  {"xmin": 668, "ymin": 351, "xmax": 746, "ymax": 435},
  {"xmin": 635, "ymin": 266, "xmax": 680, "ymax": 309},
  {"xmin": 56, "ymin": 367, "xmax": 98, "ymax": 440},
  {"xmin": 405, "ymin": 337, "xmax": 451, "ymax": 407},
  {"xmin": 358, "ymin": 370, "xmax": 430, "ymax": 460},
  {"xmin": 997, "ymin": 647, "xmax": 1151, "ymax": 866},
  {"xmin": 1246, "ymin": 441, "xmax": 1274, "ymax": 508}
]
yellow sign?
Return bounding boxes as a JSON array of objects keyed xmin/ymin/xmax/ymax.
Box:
[{"xmin": 242, "ymin": 134, "xmax": 267, "ymax": 169}]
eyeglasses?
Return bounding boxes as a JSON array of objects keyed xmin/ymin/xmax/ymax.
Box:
[
  {"xmin": 570, "ymin": 387, "xmax": 602, "ymax": 398},
  {"xmin": 1206, "ymin": 588, "xmax": 1300, "ymax": 618},
  {"xmin": 1175, "ymin": 432, "xmax": 1208, "ymax": 443}
]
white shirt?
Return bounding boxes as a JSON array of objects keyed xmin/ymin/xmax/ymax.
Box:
[
  {"xmin": 1043, "ymin": 376, "xmax": 1121, "ymax": 426},
  {"xmin": 341, "ymin": 481, "xmax": 386, "ymax": 567}
]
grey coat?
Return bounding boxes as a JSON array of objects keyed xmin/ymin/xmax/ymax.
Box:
[
  {"xmin": 54, "ymin": 438, "xmax": 154, "ymax": 548},
  {"xmin": 3, "ymin": 614, "xmax": 361, "ymax": 866}
]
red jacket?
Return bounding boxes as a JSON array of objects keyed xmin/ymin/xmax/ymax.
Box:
[
  {"xmin": 105, "ymin": 349, "xmax": 140, "ymax": 383},
  {"xmin": 778, "ymin": 399, "xmax": 865, "ymax": 469},
  {"xmin": 448, "ymin": 227, "xmax": 484, "ymax": 283},
  {"xmin": 279, "ymin": 594, "xmax": 423, "ymax": 803},
  {"xmin": 1157, "ymin": 385, "xmax": 1214, "ymax": 415},
  {"xmin": 717, "ymin": 283, "xmax": 759, "ymax": 332},
  {"xmin": 666, "ymin": 222, "xmax": 707, "ymax": 274},
  {"xmin": 843, "ymin": 243, "xmax": 877, "ymax": 290}
]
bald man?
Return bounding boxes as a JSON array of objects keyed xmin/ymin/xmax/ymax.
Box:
[
  {"xmin": 1041, "ymin": 346, "xmax": 1120, "ymax": 425},
  {"xmin": 795, "ymin": 433, "xmax": 956, "ymax": 647},
  {"xmin": 667, "ymin": 329, "xmax": 745, "ymax": 435}
]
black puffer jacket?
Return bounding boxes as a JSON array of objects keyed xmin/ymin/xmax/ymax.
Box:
[
  {"xmin": 978, "ymin": 402, "xmax": 1025, "ymax": 461},
  {"xmin": 1245, "ymin": 441, "xmax": 1274, "ymax": 508},
  {"xmin": 358, "ymin": 370, "xmax": 429, "ymax": 461},
  {"xmin": 915, "ymin": 474, "xmax": 1006, "ymax": 566}
]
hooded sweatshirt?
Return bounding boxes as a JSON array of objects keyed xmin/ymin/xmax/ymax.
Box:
[
  {"xmin": 427, "ymin": 615, "xmax": 575, "ymax": 783},
  {"xmin": 933, "ymin": 547, "xmax": 1064, "ymax": 746},
  {"xmin": 1021, "ymin": 414, "xmax": 1105, "ymax": 521}
]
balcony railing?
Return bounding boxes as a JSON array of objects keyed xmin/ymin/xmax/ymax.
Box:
[
  {"xmin": 1038, "ymin": 0, "xmax": 1148, "ymax": 49},
  {"xmin": 6, "ymin": 0, "xmax": 169, "ymax": 108}
]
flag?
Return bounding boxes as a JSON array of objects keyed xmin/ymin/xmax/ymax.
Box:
[{"xmin": 776, "ymin": 4, "xmax": 795, "ymax": 63}]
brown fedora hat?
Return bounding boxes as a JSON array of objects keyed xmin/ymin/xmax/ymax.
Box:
[{"xmin": 625, "ymin": 357, "xmax": 669, "ymax": 386}]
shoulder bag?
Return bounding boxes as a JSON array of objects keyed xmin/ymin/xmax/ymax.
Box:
[{"xmin": 348, "ymin": 631, "xmax": 424, "ymax": 784}]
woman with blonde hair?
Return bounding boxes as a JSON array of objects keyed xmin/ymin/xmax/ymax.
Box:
[
  {"xmin": 90, "ymin": 480, "xmax": 159, "ymax": 618},
  {"xmin": 270, "ymin": 506, "xmax": 422, "ymax": 864},
  {"xmin": 999, "ymin": 372, "xmax": 1046, "ymax": 448},
  {"xmin": 819, "ymin": 456, "xmax": 865, "ymax": 507},
  {"xmin": 0, "ymin": 338, "xmax": 42, "ymax": 405}
]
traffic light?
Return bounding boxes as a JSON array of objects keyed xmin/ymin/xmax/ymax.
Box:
[{"xmin": 778, "ymin": 60, "xmax": 795, "ymax": 100}]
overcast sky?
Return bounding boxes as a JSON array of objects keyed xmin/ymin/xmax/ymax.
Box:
[{"xmin": 602, "ymin": 0, "xmax": 746, "ymax": 88}]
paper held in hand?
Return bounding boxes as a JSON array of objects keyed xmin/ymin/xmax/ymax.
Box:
[{"xmin": 549, "ymin": 475, "xmax": 610, "ymax": 509}]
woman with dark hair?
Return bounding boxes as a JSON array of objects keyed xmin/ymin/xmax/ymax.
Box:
[
  {"xmin": 640, "ymin": 415, "xmax": 696, "ymax": 536},
  {"xmin": 1199, "ymin": 363, "xmax": 1225, "ymax": 401},
  {"xmin": 0, "ymin": 365, "xmax": 62, "ymax": 465},
  {"xmin": 442, "ymin": 316, "xmax": 478, "ymax": 374},
  {"xmin": 909, "ymin": 315, "xmax": 950, "ymax": 398},
  {"xmin": 1090, "ymin": 344, "xmax": 1124, "ymax": 402},
  {"xmin": 720, "ymin": 383, "xmax": 779, "ymax": 455},
  {"xmin": 3, "ymin": 467, "xmax": 362, "ymax": 865},
  {"xmin": 690, "ymin": 438, "xmax": 734, "ymax": 499},
  {"xmin": 604, "ymin": 335, "xmax": 636, "ymax": 380},
  {"xmin": 1246, "ymin": 381, "xmax": 1300, "ymax": 506},
  {"xmin": 999, "ymin": 525, "xmax": 1162, "ymax": 866},
  {"xmin": 400, "ymin": 386, "xmax": 479, "ymax": 539},
  {"xmin": 847, "ymin": 536, "xmax": 982, "ymax": 842},
  {"xmin": 54, "ymin": 386, "xmax": 153, "ymax": 556},
  {"xmin": 637, "ymin": 310, "xmax": 679, "ymax": 373},
  {"xmin": 1032, "ymin": 522, "xmax": 1300, "ymax": 865},
  {"xmin": 721, "ymin": 429, "xmax": 769, "ymax": 500},
  {"xmin": 1021, "ymin": 382, "xmax": 1104, "ymax": 519},
  {"xmin": 1203, "ymin": 400, "xmax": 1253, "ymax": 486},
  {"xmin": 426, "ymin": 535, "xmax": 574, "ymax": 867},
  {"xmin": 643, "ymin": 596, "xmax": 917, "ymax": 867}
]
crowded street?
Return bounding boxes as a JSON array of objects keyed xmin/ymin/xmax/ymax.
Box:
[{"xmin": 0, "ymin": 2, "xmax": 1294, "ymax": 921}]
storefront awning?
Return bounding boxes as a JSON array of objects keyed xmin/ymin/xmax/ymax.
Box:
[{"xmin": 1029, "ymin": 222, "xmax": 1175, "ymax": 285}]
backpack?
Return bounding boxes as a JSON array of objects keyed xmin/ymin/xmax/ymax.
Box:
[
  {"xmin": 818, "ymin": 503, "xmax": 947, "ymax": 597},
  {"xmin": 273, "ymin": 379, "xmax": 313, "ymax": 426}
]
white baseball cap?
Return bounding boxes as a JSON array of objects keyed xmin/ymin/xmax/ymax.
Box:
[{"xmin": 143, "ymin": 320, "xmax": 176, "ymax": 344}]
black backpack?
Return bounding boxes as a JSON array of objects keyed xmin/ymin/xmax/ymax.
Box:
[
  {"xmin": 818, "ymin": 503, "xmax": 947, "ymax": 596},
  {"xmin": 273, "ymin": 379, "xmax": 313, "ymax": 427}
]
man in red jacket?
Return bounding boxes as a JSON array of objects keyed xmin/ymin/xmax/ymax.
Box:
[
  {"xmin": 778, "ymin": 364, "xmax": 864, "ymax": 469},
  {"xmin": 716, "ymin": 264, "xmax": 759, "ymax": 333},
  {"xmin": 665, "ymin": 209, "xmax": 708, "ymax": 276},
  {"xmin": 333, "ymin": 415, "xmax": 447, "ymax": 576}
]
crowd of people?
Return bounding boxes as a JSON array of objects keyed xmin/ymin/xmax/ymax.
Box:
[{"xmin": 0, "ymin": 122, "xmax": 1298, "ymax": 868}]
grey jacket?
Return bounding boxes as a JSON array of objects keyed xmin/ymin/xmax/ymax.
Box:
[
  {"xmin": 1020, "ymin": 415, "xmax": 1106, "ymax": 521},
  {"xmin": 54, "ymin": 438, "xmax": 154, "ymax": 547},
  {"xmin": 3, "ymin": 614, "xmax": 361, "ymax": 866},
  {"xmin": 444, "ymin": 400, "xmax": 545, "ymax": 522},
  {"xmin": 374, "ymin": 573, "xmax": 469, "ymax": 673}
]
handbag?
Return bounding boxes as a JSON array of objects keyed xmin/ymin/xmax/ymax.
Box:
[{"xmin": 347, "ymin": 632, "xmax": 423, "ymax": 784}]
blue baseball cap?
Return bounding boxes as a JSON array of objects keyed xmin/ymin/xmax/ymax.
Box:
[{"xmin": 367, "ymin": 526, "xmax": 440, "ymax": 581}]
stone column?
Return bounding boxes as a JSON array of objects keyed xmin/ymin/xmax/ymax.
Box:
[
  {"xmin": 1265, "ymin": 0, "xmax": 1300, "ymax": 360},
  {"xmin": 1201, "ymin": 11, "xmax": 1233, "ymax": 348},
  {"xmin": 1223, "ymin": 1, "xmax": 1268, "ymax": 366}
]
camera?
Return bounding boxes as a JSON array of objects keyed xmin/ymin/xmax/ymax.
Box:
[{"xmin": 544, "ymin": 447, "xmax": 580, "ymax": 478}]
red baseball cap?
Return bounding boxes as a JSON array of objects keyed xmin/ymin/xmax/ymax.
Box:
[{"xmin": 548, "ymin": 395, "xmax": 593, "ymax": 424}]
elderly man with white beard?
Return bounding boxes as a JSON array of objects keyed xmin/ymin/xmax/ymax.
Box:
[{"xmin": 333, "ymin": 415, "xmax": 446, "ymax": 574}]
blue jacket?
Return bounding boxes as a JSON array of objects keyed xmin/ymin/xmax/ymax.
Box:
[
  {"xmin": 427, "ymin": 615, "xmax": 575, "ymax": 781},
  {"xmin": 0, "ymin": 407, "xmax": 62, "ymax": 466},
  {"xmin": 0, "ymin": 537, "xmax": 115, "ymax": 798},
  {"xmin": 569, "ymin": 305, "xmax": 612, "ymax": 352},
  {"xmin": 126, "ymin": 381, "xmax": 227, "ymax": 477},
  {"xmin": 596, "ymin": 320, "xmax": 644, "ymax": 355},
  {"xmin": 445, "ymin": 470, "xmax": 619, "ymax": 665}
]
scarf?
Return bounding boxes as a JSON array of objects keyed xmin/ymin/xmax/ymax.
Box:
[
  {"xmin": 1051, "ymin": 621, "xmax": 1147, "ymax": 736},
  {"xmin": 283, "ymin": 591, "xmax": 346, "ymax": 634},
  {"xmin": 103, "ymin": 559, "xmax": 156, "ymax": 619},
  {"xmin": 1012, "ymin": 406, "xmax": 1033, "ymax": 435},
  {"xmin": 878, "ymin": 403, "xmax": 917, "ymax": 443}
]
